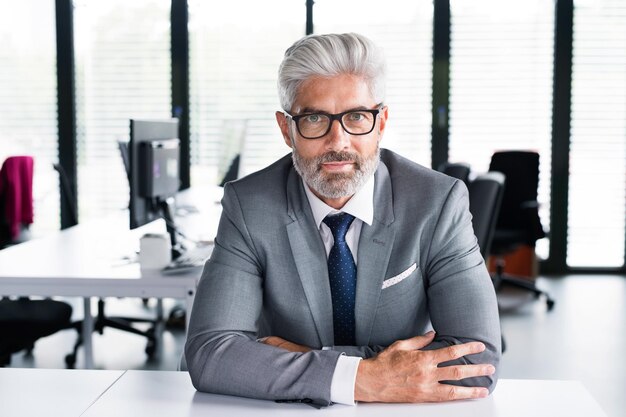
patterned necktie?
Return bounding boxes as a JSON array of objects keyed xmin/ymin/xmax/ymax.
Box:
[{"xmin": 323, "ymin": 213, "xmax": 357, "ymax": 346}]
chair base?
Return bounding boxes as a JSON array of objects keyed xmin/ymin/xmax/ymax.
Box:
[
  {"xmin": 493, "ymin": 271, "xmax": 554, "ymax": 356},
  {"xmin": 493, "ymin": 267, "xmax": 555, "ymax": 312},
  {"xmin": 65, "ymin": 298, "xmax": 159, "ymax": 368}
]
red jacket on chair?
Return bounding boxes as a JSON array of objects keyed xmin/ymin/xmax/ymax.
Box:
[{"xmin": 0, "ymin": 156, "xmax": 34, "ymax": 240}]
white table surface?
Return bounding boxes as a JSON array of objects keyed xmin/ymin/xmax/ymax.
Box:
[
  {"xmin": 0, "ymin": 186, "xmax": 222, "ymax": 367},
  {"xmin": 82, "ymin": 371, "xmax": 609, "ymax": 417},
  {"xmin": 0, "ymin": 368, "xmax": 123, "ymax": 417}
]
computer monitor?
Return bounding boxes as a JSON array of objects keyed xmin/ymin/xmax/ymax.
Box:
[{"xmin": 129, "ymin": 118, "xmax": 181, "ymax": 257}]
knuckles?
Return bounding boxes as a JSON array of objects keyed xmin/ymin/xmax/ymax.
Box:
[{"xmin": 451, "ymin": 366, "xmax": 464, "ymax": 380}]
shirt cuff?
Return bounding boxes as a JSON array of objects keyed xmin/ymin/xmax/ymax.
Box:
[{"xmin": 329, "ymin": 354, "xmax": 362, "ymax": 405}]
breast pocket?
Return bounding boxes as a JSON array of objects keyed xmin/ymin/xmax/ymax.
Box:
[
  {"xmin": 382, "ymin": 263, "xmax": 417, "ymax": 289},
  {"xmin": 378, "ymin": 263, "xmax": 421, "ymax": 307},
  {"xmin": 373, "ymin": 263, "xmax": 427, "ymax": 344}
]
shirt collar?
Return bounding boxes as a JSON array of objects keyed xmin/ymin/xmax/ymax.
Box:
[{"xmin": 302, "ymin": 174, "xmax": 375, "ymax": 229}]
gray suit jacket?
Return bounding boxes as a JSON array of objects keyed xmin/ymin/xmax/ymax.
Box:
[{"xmin": 186, "ymin": 149, "xmax": 501, "ymax": 406}]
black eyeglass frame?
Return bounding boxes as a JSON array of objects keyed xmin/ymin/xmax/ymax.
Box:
[{"xmin": 284, "ymin": 106, "xmax": 384, "ymax": 140}]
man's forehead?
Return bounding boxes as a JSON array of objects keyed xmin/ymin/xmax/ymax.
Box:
[{"xmin": 291, "ymin": 74, "xmax": 376, "ymax": 113}]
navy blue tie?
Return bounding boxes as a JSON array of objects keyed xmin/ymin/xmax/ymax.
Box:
[{"xmin": 323, "ymin": 213, "xmax": 357, "ymax": 346}]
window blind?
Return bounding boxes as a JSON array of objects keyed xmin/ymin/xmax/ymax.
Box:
[
  {"xmin": 448, "ymin": 0, "xmax": 555, "ymax": 259},
  {"xmin": 188, "ymin": 1, "xmax": 305, "ymax": 187},
  {"xmin": 73, "ymin": 0, "xmax": 171, "ymax": 223},
  {"xmin": 0, "ymin": 0, "xmax": 59, "ymax": 237},
  {"xmin": 315, "ymin": 0, "xmax": 433, "ymax": 167},
  {"xmin": 567, "ymin": 0, "xmax": 626, "ymax": 267}
]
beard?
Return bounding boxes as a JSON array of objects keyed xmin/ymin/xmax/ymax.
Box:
[{"xmin": 291, "ymin": 145, "xmax": 380, "ymax": 200}]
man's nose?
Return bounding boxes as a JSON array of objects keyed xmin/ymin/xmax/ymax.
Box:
[{"xmin": 325, "ymin": 119, "xmax": 350, "ymax": 150}]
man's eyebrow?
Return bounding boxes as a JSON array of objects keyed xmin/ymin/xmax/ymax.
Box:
[
  {"xmin": 298, "ymin": 105, "xmax": 373, "ymax": 114},
  {"xmin": 298, "ymin": 106, "xmax": 326, "ymax": 114}
]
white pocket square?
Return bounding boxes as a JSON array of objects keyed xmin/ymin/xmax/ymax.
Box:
[{"xmin": 382, "ymin": 263, "xmax": 417, "ymax": 289}]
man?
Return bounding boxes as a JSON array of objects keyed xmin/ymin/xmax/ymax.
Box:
[{"xmin": 186, "ymin": 33, "xmax": 501, "ymax": 406}]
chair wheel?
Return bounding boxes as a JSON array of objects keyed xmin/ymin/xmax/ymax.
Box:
[
  {"xmin": 546, "ymin": 298, "xmax": 555, "ymax": 311},
  {"xmin": 65, "ymin": 353, "xmax": 76, "ymax": 368}
]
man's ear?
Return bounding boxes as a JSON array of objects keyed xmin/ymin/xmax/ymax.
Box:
[
  {"xmin": 377, "ymin": 105, "xmax": 389, "ymax": 141},
  {"xmin": 276, "ymin": 111, "xmax": 293, "ymax": 148}
]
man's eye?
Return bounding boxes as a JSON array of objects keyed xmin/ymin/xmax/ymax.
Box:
[
  {"xmin": 347, "ymin": 112, "xmax": 365, "ymax": 121},
  {"xmin": 305, "ymin": 114, "xmax": 322, "ymax": 123}
]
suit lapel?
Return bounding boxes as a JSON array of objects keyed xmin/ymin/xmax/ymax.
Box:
[
  {"xmin": 284, "ymin": 160, "xmax": 397, "ymax": 347},
  {"xmin": 355, "ymin": 162, "xmax": 396, "ymax": 345},
  {"xmin": 285, "ymin": 170, "xmax": 334, "ymax": 346}
]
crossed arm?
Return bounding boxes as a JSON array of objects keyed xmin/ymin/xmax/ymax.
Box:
[{"xmin": 261, "ymin": 332, "xmax": 495, "ymax": 403}]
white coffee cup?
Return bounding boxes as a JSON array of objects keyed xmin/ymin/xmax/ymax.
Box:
[{"xmin": 139, "ymin": 233, "xmax": 172, "ymax": 269}]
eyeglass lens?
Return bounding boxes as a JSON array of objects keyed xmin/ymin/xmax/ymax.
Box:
[{"xmin": 297, "ymin": 111, "xmax": 376, "ymax": 138}]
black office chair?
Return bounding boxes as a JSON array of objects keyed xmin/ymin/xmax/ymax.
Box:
[
  {"xmin": 438, "ymin": 162, "xmax": 471, "ymax": 187},
  {"xmin": 0, "ymin": 298, "xmax": 73, "ymax": 366},
  {"xmin": 488, "ymin": 151, "xmax": 555, "ymax": 311},
  {"xmin": 52, "ymin": 163, "xmax": 159, "ymax": 367},
  {"xmin": 219, "ymin": 154, "xmax": 240, "ymax": 187},
  {"xmin": 0, "ymin": 157, "xmax": 74, "ymax": 366},
  {"xmin": 467, "ymin": 171, "xmax": 507, "ymax": 353},
  {"xmin": 468, "ymin": 172, "xmax": 506, "ymax": 259}
]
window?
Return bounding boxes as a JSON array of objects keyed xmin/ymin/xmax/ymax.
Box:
[
  {"xmin": 189, "ymin": 1, "xmax": 305, "ymax": 186},
  {"xmin": 74, "ymin": 0, "xmax": 171, "ymax": 223},
  {"xmin": 448, "ymin": 0, "xmax": 555, "ymax": 259},
  {"xmin": 0, "ymin": 0, "xmax": 59, "ymax": 236},
  {"xmin": 567, "ymin": 0, "xmax": 626, "ymax": 267},
  {"xmin": 315, "ymin": 0, "xmax": 434, "ymax": 167}
]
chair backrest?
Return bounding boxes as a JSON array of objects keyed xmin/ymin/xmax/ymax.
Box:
[
  {"xmin": 219, "ymin": 154, "xmax": 240, "ymax": 187},
  {"xmin": 488, "ymin": 151, "xmax": 542, "ymax": 232},
  {"xmin": 218, "ymin": 120, "xmax": 247, "ymax": 186},
  {"xmin": 468, "ymin": 172, "xmax": 506, "ymax": 259},
  {"xmin": 0, "ymin": 156, "xmax": 34, "ymax": 246},
  {"xmin": 438, "ymin": 162, "xmax": 471, "ymax": 187}
]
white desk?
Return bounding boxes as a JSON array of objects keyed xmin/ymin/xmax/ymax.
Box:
[
  {"xmin": 0, "ymin": 187, "xmax": 222, "ymax": 368},
  {"xmin": 0, "ymin": 369, "xmax": 608, "ymax": 417},
  {"xmin": 11, "ymin": 370, "xmax": 593, "ymax": 417},
  {"xmin": 0, "ymin": 368, "xmax": 123, "ymax": 417}
]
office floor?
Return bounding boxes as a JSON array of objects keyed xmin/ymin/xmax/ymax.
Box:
[{"xmin": 6, "ymin": 275, "xmax": 625, "ymax": 417}]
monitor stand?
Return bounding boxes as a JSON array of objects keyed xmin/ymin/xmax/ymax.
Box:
[{"xmin": 158, "ymin": 197, "xmax": 184, "ymax": 260}]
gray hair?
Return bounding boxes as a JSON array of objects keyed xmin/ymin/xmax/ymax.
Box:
[{"xmin": 277, "ymin": 33, "xmax": 386, "ymax": 111}]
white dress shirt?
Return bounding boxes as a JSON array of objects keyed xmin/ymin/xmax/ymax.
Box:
[{"xmin": 302, "ymin": 175, "xmax": 375, "ymax": 405}]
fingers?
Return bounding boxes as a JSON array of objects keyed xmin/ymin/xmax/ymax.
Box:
[
  {"xmin": 432, "ymin": 385, "xmax": 490, "ymax": 402},
  {"xmin": 259, "ymin": 336, "xmax": 311, "ymax": 353},
  {"xmin": 390, "ymin": 331, "xmax": 436, "ymax": 351},
  {"xmin": 259, "ymin": 336, "xmax": 284, "ymax": 347},
  {"xmin": 431, "ymin": 341, "xmax": 486, "ymax": 364},
  {"xmin": 356, "ymin": 339, "xmax": 495, "ymax": 403},
  {"xmin": 279, "ymin": 340, "xmax": 311, "ymax": 353},
  {"xmin": 436, "ymin": 364, "xmax": 496, "ymax": 382}
]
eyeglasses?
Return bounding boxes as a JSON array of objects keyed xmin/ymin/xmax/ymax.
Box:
[{"xmin": 284, "ymin": 106, "xmax": 383, "ymax": 140}]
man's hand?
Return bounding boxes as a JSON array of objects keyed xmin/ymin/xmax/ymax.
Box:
[
  {"xmin": 260, "ymin": 336, "xmax": 311, "ymax": 353},
  {"xmin": 355, "ymin": 331, "xmax": 495, "ymax": 403}
]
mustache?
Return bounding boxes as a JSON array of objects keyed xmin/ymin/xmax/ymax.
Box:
[{"xmin": 316, "ymin": 151, "xmax": 362, "ymax": 167}]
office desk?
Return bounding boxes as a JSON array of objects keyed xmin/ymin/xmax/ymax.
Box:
[
  {"xmin": 0, "ymin": 369, "xmax": 608, "ymax": 417},
  {"xmin": 0, "ymin": 187, "xmax": 222, "ymax": 368},
  {"xmin": 0, "ymin": 368, "xmax": 124, "ymax": 417},
  {"xmin": 0, "ymin": 369, "xmax": 603, "ymax": 417}
]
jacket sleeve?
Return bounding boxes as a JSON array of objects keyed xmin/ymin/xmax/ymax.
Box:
[
  {"xmin": 185, "ymin": 183, "xmax": 342, "ymax": 406},
  {"xmin": 421, "ymin": 180, "xmax": 502, "ymax": 392}
]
